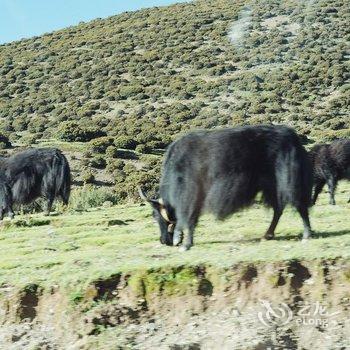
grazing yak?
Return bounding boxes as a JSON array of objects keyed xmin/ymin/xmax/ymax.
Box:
[
  {"xmin": 140, "ymin": 125, "xmax": 313, "ymax": 251},
  {"xmin": 0, "ymin": 148, "xmax": 71, "ymax": 219},
  {"xmin": 309, "ymin": 139, "xmax": 350, "ymax": 205}
]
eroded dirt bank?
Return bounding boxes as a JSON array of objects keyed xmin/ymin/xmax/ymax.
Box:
[{"xmin": 1, "ymin": 258, "xmax": 350, "ymax": 349}]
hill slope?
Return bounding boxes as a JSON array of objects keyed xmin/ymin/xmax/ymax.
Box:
[
  {"xmin": 0, "ymin": 0, "xmax": 349, "ymax": 199},
  {"xmin": 0, "ymin": 0, "xmax": 348, "ymax": 142}
]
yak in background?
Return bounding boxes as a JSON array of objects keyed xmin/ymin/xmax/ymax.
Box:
[
  {"xmin": 309, "ymin": 139, "xmax": 350, "ymax": 205},
  {"xmin": 0, "ymin": 148, "xmax": 71, "ymax": 219},
  {"xmin": 140, "ymin": 125, "xmax": 313, "ymax": 251}
]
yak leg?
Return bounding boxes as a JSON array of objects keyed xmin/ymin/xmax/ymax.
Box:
[
  {"xmin": 45, "ymin": 196, "xmax": 54, "ymax": 216},
  {"xmin": 176, "ymin": 218, "xmax": 196, "ymax": 251},
  {"xmin": 312, "ymin": 180, "xmax": 325, "ymax": 205},
  {"xmin": 327, "ymin": 177, "xmax": 337, "ymax": 205},
  {"xmin": 179, "ymin": 228, "xmax": 194, "ymax": 252},
  {"xmin": 0, "ymin": 207, "xmax": 14, "ymax": 220},
  {"xmin": 173, "ymin": 228, "xmax": 183, "ymax": 246},
  {"xmin": 177, "ymin": 196, "xmax": 200, "ymax": 251},
  {"xmin": 7, "ymin": 206, "xmax": 14, "ymax": 219},
  {"xmin": 297, "ymin": 205, "xmax": 312, "ymax": 240},
  {"xmin": 264, "ymin": 208, "xmax": 282, "ymax": 240}
]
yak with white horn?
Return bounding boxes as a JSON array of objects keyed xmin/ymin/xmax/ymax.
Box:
[{"xmin": 140, "ymin": 125, "xmax": 313, "ymax": 251}]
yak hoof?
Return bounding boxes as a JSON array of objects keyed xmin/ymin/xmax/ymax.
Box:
[
  {"xmin": 264, "ymin": 233, "xmax": 275, "ymax": 240},
  {"xmin": 173, "ymin": 237, "xmax": 181, "ymax": 246},
  {"xmin": 179, "ymin": 245, "xmax": 191, "ymax": 252},
  {"xmin": 173, "ymin": 233, "xmax": 183, "ymax": 246},
  {"xmin": 302, "ymin": 230, "xmax": 313, "ymax": 240}
]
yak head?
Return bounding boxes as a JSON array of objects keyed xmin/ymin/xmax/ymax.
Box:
[
  {"xmin": 0, "ymin": 179, "xmax": 14, "ymax": 220},
  {"xmin": 138, "ymin": 187, "xmax": 175, "ymax": 246}
]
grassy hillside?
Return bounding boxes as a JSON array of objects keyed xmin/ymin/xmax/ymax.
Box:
[
  {"xmin": 1, "ymin": 0, "xmax": 348, "ymax": 140},
  {"xmin": 0, "ymin": 0, "xmax": 349, "ymax": 200}
]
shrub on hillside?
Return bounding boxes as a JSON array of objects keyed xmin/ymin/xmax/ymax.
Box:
[
  {"xmin": 56, "ymin": 121, "xmax": 106, "ymax": 142},
  {"xmin": 118, "ymin": 84, "xmax": 144, "ymax": 99},
  {"xmin": 90, "ymin": 156, "xmax": 107, "ymax": 169},
  {"xmin": 105, "ymin": 145, "xmax": 119, "ymax": 159},
  {"xmin": 116, "ymin": 150, "xmax": 138, "ymax": 160},
  {"xmin": 89, "ymin": 137, "xmax": 114, "ymax": 153},
  {"xmin": 68, "ymin": 185, "xmax": 118, "ymax": 211},
  {"xmin": 114, "ymin": 170, "xmax": 159, "ymax": 201},
  {"xmin": 27, "ymin": 116, "xmax": 48, "ymax": 133},
  {"xmin": 112, "ymin": 169, "xmax": 127, "ymax": 184},
  {"xmin": 135, "ymin": 144, "xmax": 151, "ymax": 154},
  {"xmin": 81, "ymin": 169, "xmax": 96, "ymax": 184},
  {"xmin": 314, "ymin": 128, "xmax": 350, "ymax": 142},
  {"xmin": 12, "ymin": 117, "xmax": 28, "ymax": 132},
  {"xmin": 114, "ymin": 136, "xmax": 138, "ymax": 150},
  {"xmin": 21, "ymin": 133, "xmax": 39, "ymax": 146},
  {"xmin": 106, "ymin": 159, "xmax": 125, "ymax": 174},
  {"xmin": 0, "ymin": 134, "xmax": 11, "ymax": 149}
]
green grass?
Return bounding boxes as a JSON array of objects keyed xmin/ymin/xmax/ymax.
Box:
[
  {"xmin": 0, "ymin": 183, "xmax": 349, "ymax": 290},
  {"xmin": 36, "ymin": 139, "xmax": 89, "ymax": 153}
]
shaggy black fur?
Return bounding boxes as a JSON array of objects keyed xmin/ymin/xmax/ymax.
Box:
[
  {"xmin": 309, "ymin": 139, "xmax": 350, "ymax": 205},
  {"xmin": 141, "ymin": 125, "xmax": 313, "ymax": 250},
  {"xmin": 0, "ymin": 148, "xmax": 71, "ymax": 219}
]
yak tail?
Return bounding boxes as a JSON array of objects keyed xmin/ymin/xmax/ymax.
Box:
[
  {"xmin": 53, "ymin": 151, "xmax": 71, "ymax": 205},
  {"xmin": 276, "ymin": 143, "xmax": 313, "ymax": 210}
]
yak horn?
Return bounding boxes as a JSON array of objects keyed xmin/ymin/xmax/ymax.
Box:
[
  {"xmin": 138, "ymin": 187, "xmax": 164, "ymax": 206},
  {"xmin": 160, "ymin": 207, "xmax": 171, "ymax": 222},
  {"xmin": 138, "ymin": 186, "xmax": 149, "ymax": 202},
  {"xmin": 138, "ymin": 187, "xmax": 174, "ymax": 223}
]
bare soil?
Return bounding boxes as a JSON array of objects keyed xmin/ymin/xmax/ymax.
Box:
[{"xmin": 1, "ymin": 259, "xmax": 349, "ymax": 349}]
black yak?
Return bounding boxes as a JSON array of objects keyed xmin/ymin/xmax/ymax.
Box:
[
  {"xmin": 0, "ymin": 148, "xmax": 71, "ymax": 219},
  {"xmin": 140, "ymin": 125, "xmax": 313, "ymax": 251},
  {"xmin": 309, "ymin": 139, "xmax": 350, "ymax": 205}
]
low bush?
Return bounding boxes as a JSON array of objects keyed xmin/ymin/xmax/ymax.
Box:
[
  {"xmin": 68, "ymin": 185, "xmax": 119, "ymax": 211},
  {"xmin": 89, "ymin": 137, "xmax": 114, "ymax": 153},
  {"xmin": 57, "ymin": 121, "xmax": 106, "ymax": 142},
  {"xmin": 0, "ymin": 134, "xmax": 11, "ymax": 149},
  {"xmin": 105, "ymin": 145, "xmax": 119, "ymax": 159},
  {"xmin": 90, "ymin": 156, "xmax": 107, "ymax": 169},
  {"xmin": 114, "ymin": 136, "xmax": 138, "ymax": 150},
  {"xmin": 106, "ymin": 159, "xmax": 125, "ymax": 174},
  {"xmin": 81, "ymin": 169, "xmax": 96, "ymax": 184}
]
